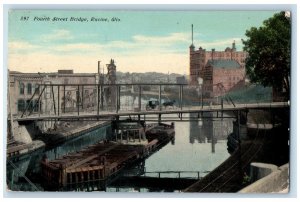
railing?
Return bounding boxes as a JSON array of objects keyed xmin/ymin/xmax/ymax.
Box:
[
  {"xmin": 11, "ymin": 82, "xmax": 289, "ymax": 121},
  {"xmin": 139, "ymin": 171, "xmax": 207, "ymax": 180}
]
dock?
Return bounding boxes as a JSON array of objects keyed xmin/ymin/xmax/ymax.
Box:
[{"xmin": 41, "ymin": 122, "xmax": 175, "ymax": 189}]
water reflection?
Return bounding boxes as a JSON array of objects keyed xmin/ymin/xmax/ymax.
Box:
[{"xmin": 189, "ymin": 112, "xmax": 233, "ymax": 153}]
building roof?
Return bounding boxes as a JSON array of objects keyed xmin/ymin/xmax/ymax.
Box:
[{"xmin": 206, "ymin": 59, "xmax": 241, "ymax": 69}]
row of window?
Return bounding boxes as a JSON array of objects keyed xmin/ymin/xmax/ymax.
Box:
[
  {"xmin": 19, "ymin": 83, "xmax": 40, "ymax": 95},
  {"xmin": 17, "ymin": 99, "xmax": 40, "ymax": 112}
]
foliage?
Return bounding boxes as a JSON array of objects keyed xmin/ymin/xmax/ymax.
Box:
[
  {"xmin": 222, "ymin": 84, "xmax": 272, "ymax": 103},
  {"xmin": 242, "ymin": 12, "xmax": 291, "ymax": 95}
]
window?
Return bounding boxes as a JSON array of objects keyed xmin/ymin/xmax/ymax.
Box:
[
  {"xmin": 17, "ymin": 99, "xmax": 25, "ymax": 112},
  {"xmin": 64, "ymin": 78, "xmax": 69, "ymax": 84},
  {"xmin": 19, "ymin": 82, "xmax": 25, "ymax": 94},
  {"xmin": 33, "ymin": 99, "xmax": 40, "ymax": 112},
  {"xmin": 34, "ymin": 84, "xmax": 40, "ymax": 94},
  {"xmin": 27, "ymin": 83, "xmax": 32, "ymax": 94}
]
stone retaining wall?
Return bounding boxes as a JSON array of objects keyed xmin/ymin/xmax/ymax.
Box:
[{"xmin": 239, "ymin": 163, "xmax": 289, "ymax": 193}]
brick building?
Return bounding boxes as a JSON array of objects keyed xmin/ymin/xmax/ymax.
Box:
[
  {"xmin": 203, "ymin": 59, "xmax": 245, "ymax": 97},
  {"xmin": 189, "ymin": 41, "xmax": 247, "ymax": 86}
]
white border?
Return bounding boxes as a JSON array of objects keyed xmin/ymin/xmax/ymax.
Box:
[{"xmin": 1, "ymin": 1, "xmax": 298, "ymax": 201}]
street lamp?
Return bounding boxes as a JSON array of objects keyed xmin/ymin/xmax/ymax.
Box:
[{"xmin": 197, "ymin": 77, "xmax": 203, "ymax": 108}]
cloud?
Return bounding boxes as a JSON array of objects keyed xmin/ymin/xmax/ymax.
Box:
[
  {"xmin": 132, "ymin": 32, "xmax": 190, "ymax": 44},
  {"xmin": 8, "ymin": 41, "xmax": 40, "ymax": 51},
  {"xmin": 40, "ymin": 29, "xmax": 74, "ymax": 41},
  {"xmin": 8, "ymin": 33, "xmax": 243, "ymax": 74},
  {"xmin": 47, "ymin": 32, "xmax": 191, "ymax": 54},
  {"xmin": 50, "ymin": 43, "xmax": 103, "ymax": 52}
]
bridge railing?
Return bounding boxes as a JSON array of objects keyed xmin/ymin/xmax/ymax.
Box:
[{"xmin": 13, "ymin": 83, "xmax": 285, "ymax": 120}]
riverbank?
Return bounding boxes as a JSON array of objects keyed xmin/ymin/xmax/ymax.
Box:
[{"xmin": 7, "ymin": 120, "xmax": 111, "ymax": 159}]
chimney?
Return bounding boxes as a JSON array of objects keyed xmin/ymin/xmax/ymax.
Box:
[
  {"xmin": 192, "ymin": 24, "xmax": 194, "ymax": 45},
  {"xmin": 189, "ymin": 24, "xmax": 195, "ymax": 51}
]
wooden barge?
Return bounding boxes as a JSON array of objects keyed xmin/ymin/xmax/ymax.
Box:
[{"xmin": 41, "ymin": 122, "xmax": 175, "ymax": 189}]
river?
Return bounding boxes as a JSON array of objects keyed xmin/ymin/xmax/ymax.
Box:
[{"xmin": 6, "ymin": 111, "xmax": 233, "ymax": 192}]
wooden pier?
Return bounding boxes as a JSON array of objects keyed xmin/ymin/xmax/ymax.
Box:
[{"xmin": 41, "ymin": 123, "xmax": 175, "ymax": 189}]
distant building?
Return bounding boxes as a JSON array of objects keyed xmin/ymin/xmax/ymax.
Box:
[
  {"xmin": 8, "ymin": 70, "xmax": 98, "ymax": 115},
  {"xmin": 8, "ymin": 72, "xmax": 43, "ymax": 115},
  {"xmin": 8, "ymin": 59, "xmax": 116, "ymax": 115},
  {"xmin": 203, "ymin": 59, "xmax": 245, "ymax": 97},
  {"xmin": 176, "ymin": 76, "xmax": 188, "ymax": 85},
  {"xmin": 189, "ymin": 41, "xmax": 247, "ymax": 86}
]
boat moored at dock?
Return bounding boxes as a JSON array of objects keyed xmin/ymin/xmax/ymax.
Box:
[{"xmin": 41, "ymin": 122, "xmax": 175, "ymax": 190}]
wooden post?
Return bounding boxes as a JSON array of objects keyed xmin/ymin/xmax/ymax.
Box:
[
  {"xmin": 181, "ymin": 85, "xmax": 183, "ymax": 110},
  {"xmin": 100, "ymin": 85, "xmax": 104, "ymax": 110},
  {"xmin": 97, "ymin": 85, "xmax": 100, "ymax": 116},
  {"xmin": 82, "ymin": 85, "xmax": 84, "ymax": 109},
  {"xmin": 178, "ymin": 85, "xmax": 181, "ymax": 109},
  {"xmin": 138, "ymin": 85, "xmax": 142, "ymax": 111},
  {"xmin": 51, "ymin": 85, "xmax": 56, "ymax": 115},
  {"xmin": 63, "ymin": 85, "xmax": 66, "ymax": 113},
  {"xmin": 58, "ymin": 85, "xmax": 60, "ymax": 116},
  {"xmin": 201, "ymin": 84, "xmax": 204, "ymax": 109},
  {"xmin": 77, "ymin": 85, "xmax": 80, "ymax": 116},
  {"xmin": 159, "ymin": 85, "xmax": 161, "ymax": 111},
  {"xmin": 116, "ymin": 85, "xmax": 119, "ymax": 113},
  {"xmin": 118, "ymin": 85, "xmax": 121, "ymax": 110}
]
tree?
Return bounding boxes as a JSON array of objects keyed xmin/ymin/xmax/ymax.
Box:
[{"xmin": 242, "ymin": 11, "xmax": 291, "ymax": 97}]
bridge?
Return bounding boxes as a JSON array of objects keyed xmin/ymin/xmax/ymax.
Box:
[
  {"xmin": 14, "ymin": 102, "xmax": 289, "ymax": 122},
  {"xmin": 9, "ymin": 82, "xmax": 289, "ymax": 124}
]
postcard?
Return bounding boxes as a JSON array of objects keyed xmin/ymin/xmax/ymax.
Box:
[{"xmin": 6, "ymin": 9, "xmax": 290, "ymax": 193}]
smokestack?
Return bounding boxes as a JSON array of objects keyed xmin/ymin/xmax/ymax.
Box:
[
  {"xmin": 191, "ymin": 24, "xmax": 194, "ymax": 45},
  {"xmin": 98, "ymin": 61, "xmax": 101, "ymax": 74}
]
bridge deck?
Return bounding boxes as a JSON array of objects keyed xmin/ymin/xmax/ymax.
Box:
[{"xmin": 14, "ymin": 102, "xmax": 289, "ymax": 122}]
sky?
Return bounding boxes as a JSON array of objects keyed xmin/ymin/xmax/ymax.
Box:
[{"xmin": 8, "ymin": 10, "xmax": 279, "ymax": 74}]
